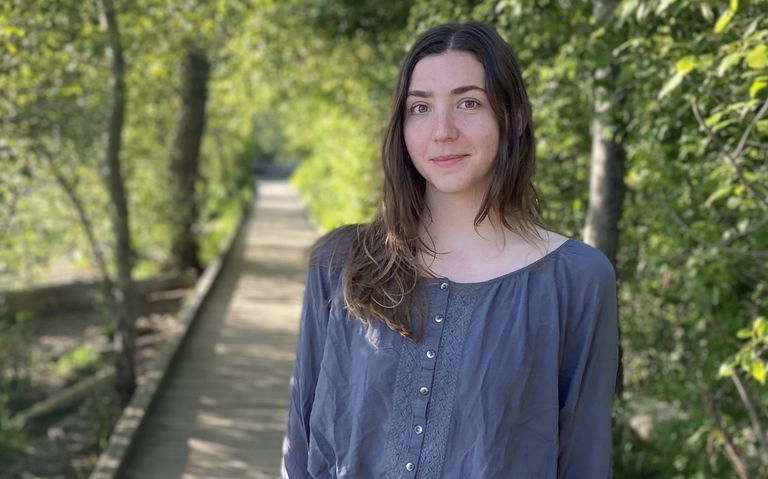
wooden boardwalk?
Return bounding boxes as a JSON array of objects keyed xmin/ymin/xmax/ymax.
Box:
[{"xmin": 122, "ymin": 180, "xmax": 319, "ymax": 479}]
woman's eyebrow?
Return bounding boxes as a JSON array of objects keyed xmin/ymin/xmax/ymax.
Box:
[{"xmin": 407, "ymin": 85, "xmax": 486, "ymax": 98}]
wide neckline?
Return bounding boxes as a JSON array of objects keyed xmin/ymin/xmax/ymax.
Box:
[{"xmin": 420, "ymin": 238, "xmax": 574, "ymax": 287}]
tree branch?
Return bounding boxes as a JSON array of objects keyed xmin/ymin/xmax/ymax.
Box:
[
  {"xmin": 732, "ymin": 96, "xmax": 768, "ymax": 162},
  {"xmin": 731, "ymin": 372, "xmax": 768, "ymax": 467},
  {"xmin": 36, "ymin": 141, "xmax": 115, "ymax": 290},
  {"xmin": 720, "ymin": 216, "xmax": 768, "ymax": 246},
  {"xmin": 691, "ymin": 96, "xmax": 768, "ymax": 211},
  {"xmin": 702, "ymin": 392, "xmax": 750, "ymax": 479},
  {"xmin": 718, "ymin": 247, "xmax": 768, "ymax": 258}
]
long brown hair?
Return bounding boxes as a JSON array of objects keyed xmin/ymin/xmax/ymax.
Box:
[{"xmin": 315, "ymin": 22, "xmax": 547, "ymax": 341}]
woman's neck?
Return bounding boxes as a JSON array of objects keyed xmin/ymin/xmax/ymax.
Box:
[
  {"xmin": 416, "ymin": 190, "xmax": 560, "ymax": 281},
  {"xmin": 420, "ymin": 189, "xmax": 515, "ymax": 259}
]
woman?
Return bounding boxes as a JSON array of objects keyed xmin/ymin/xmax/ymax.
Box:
[{"xmin": 282, "ymin": 21, "xmax": 619, "ymax": 478}]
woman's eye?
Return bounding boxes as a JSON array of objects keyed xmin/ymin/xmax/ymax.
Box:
[
  {"xmin": 409, "ymin": 104, "xmax": 429, "ymax": 114},
  {"xmin": 460, "ymin": 99, "xmax": 479, "ymax": 109}
]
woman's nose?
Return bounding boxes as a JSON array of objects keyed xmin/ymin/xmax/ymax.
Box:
[{"xmin": 432, "ymin": 109, "xmax": 458, "ymax": 142}]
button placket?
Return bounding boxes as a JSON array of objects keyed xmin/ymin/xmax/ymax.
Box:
[
  {"xmin": 405, "ymin": 280, "xmax": 450, "ymax": 473},
  {"xmin": 408, "ymin": 366, "xmax": 432, "ymax": 453}
]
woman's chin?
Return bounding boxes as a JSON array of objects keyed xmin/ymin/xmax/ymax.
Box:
[{"xmin": 425, "ymin": 181, "xmax": 486, "ymax": 199}]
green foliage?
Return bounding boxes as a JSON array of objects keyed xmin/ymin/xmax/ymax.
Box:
[
  {"xmin": 252, "ymin": 0, "xmax": 397, "ymax": 229},
  {"xmin": 721, "ymin": 315, "xmax": 768, "ymax": 384},
  {"xmin": 0, "ymin": 302, "xmax": 29, "ymax": 460},
  {"xmin": 289, "ymin": 105, "xmax": 380, "ymax": 227},
  {"xmin": 199, "ymin": 178, "xmax": 253, "ymax": 265},
  {"xmin": 0, "ymin": 0, "xmax": 262, "ymax": 287},
  {"xmin": 0, "ymin": 393, "xmax": 27, "ymax": 463},
  {"xmin": 54, "ymin": 343, "xmax": 100, "ymax": 376},
  {"xmin": 615, "ymin": 411, "xmax": 736, "ymax": 478},
  {"xmin": 1, "ymin": 1, "xmax": 263, "ymax": 469},
  {"xmin": 592, "ymin": 0, "xmax": 766, "ymax": 474}
]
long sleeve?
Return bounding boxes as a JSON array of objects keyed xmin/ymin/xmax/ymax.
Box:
[
  {"xmin": 557, "ymin": 258, "xmax": 619, "ymax": 478},
  {"xmin": 281, "ymin": 261, "xmax": 332, "ymax": 478}
]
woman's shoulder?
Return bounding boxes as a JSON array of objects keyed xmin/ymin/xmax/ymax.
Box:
[
  {"xmin": 308, "ymin": 223, "xmax": 362, "ymax": 270},
  {"xmin": 555, "ymin": 237, "xmax": 616, "ymax": 287}
]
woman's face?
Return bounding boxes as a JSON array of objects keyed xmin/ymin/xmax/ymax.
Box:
[{"xmin": 403, "ymin": 50, "xmax": 500, "ymax": 201}]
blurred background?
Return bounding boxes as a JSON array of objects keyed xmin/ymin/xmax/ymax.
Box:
[{"xmin": 1, "ymin": 0, "xmax": 766, "ymax": 477}]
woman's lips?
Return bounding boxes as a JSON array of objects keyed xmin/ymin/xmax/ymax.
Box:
[{"xmin": 431, "ymin": 154, "xmax": 468, "ymax": 167}]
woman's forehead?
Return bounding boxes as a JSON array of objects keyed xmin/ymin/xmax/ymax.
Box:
[{"xmin": 408, "ymin": 51, "xmax": 486, "ymax": 93}]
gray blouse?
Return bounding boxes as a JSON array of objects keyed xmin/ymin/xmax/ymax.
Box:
[{"xmin": 281, "ymin": 227, "xmax": 619, "ymax": 478}]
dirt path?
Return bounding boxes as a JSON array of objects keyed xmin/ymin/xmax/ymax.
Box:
[{"xmin": 122, "ymin": 179, "xmax": 319, "ymax": 479}]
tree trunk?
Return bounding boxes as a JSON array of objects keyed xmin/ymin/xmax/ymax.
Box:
[
  {"xmin": 168, "ymin": 47, "xmax": 210, "ymax": 275},
  {"xmin": 583, "ymin": 114, "xmax": 625, "ymax": 265},
  {"xmin": 582, "ymin": 0, "xmax": 626, "ymax": 266},
  {"xmin": 583, "ymin": 0, "xmax": 626, "ymax": 399},
  {"xmin": 101, "ymin": 0, "xmax": 138, "ymax": 406}
]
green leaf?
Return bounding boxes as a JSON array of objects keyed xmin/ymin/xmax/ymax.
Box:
[
  {"xmin": 705, "ymin": 111, "xmax": 724, "ymax": 128},
  {"xmin": 1, "ymin": 25, "xmax": 25, "ymax": 37},
  {"xmin": 751, "ymin": 361, "xmax": 766, "ymax": 384},
  {"xmin": 751, "ymin": 78, "xmax": 767, "ymax": 98},
  {"xmin": 676, "ymin": 56, "xmax": 696, "ymax": 75},
  {"xmin": 711, "ymin": 118, "xmax": 736, "ymax": 132},
  {"xmin": 698, "ymin": 54, "xmax": 715, "ymax": 70},
  {"xmin": 736, "ymin": 328, "xmax": 752, "ymax": 339},
  {"xmin": 659, "ymin": 71, "xmax": 684, "ymax": 98},
  {"xmin": 714, "ymin": 0, "xmax": 738, "ymax": 33},
  {"xmin": 744, "ymin": 18, "xmax": 760, "ymax": 37},
  {"xmin": 718, "ymin": 363, "xmax": 734, "ymax": 377},
  {"xmin": 725, "ymin": 99, "xmax": 760, "ymax": 114},
  {"xmin": 717, "ymin": 52, "xmax": 742, "ymax": 76},
  {"xmin": 655, "ymin": 0, "xmax": 674, "ymax": 14},
  {"xmin": 726, "ymin": 195, "xmax": 742, "ymax": 209},
  {"xmin": 746, "ymin": 45, "xmax": 767, "ymax": 69},
  {"xmin": 704, "ymin": 185, "xmax": 732, "ymax": 206},
  {"xmin": 755, "ymin": 317, "xmax": 768, "ymax": 339},
  {"xmin": 572, "ymin": 198, "xmax": 583, "ymax": 213}
]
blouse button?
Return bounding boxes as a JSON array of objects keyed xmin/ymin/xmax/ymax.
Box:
[
  {"xmin": 419, "ymin": 386, "xmax": 430, "ymax": 396},
  {"xmin": 440, "ymin": 282, "xmax": 449, "ymax": 290},
  {"xmin": 405, "ymin": 462, "xmax": 415, "ymax": 471},
  {"xmin": 426, "ymin": 350, "xmax": 436, "ymax": 359},
  {"xmin": 434, "ymin": 314, "xmax": 444, "ymax": 323},
  {"xmin": 414, "ymin": 425, "xmax": 423, "ymax": 434}
]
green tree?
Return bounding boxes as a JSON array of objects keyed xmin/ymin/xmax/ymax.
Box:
[{"xmin": 100, "ymin": 0, "xmax": 139, "ymax": 404}]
